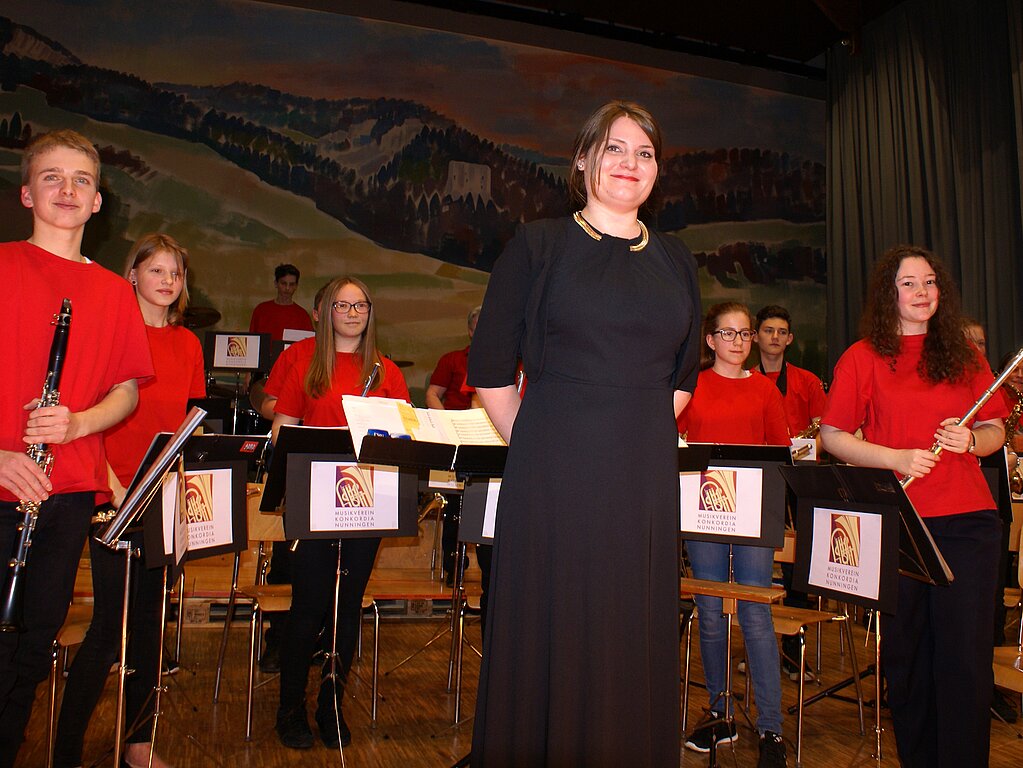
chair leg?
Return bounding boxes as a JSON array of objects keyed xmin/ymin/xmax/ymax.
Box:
[
  {"xmin": 46, "ymin": 641, "xmax": 60, "ymax": 768},
  {"xmin": 371, "ymin": 601, "xmax": 379, "ymax": 725},
  {"xmin": 796, "ymin": 628, "xmax": 806, "ymax": 768},
  {"xmin": 682, "ymin": 610, "xmax": 694, "ymax": 733},
  {"xmin": 245, "ymin": 605, "xmax": 260, "ymax": 741},
  {"xmin": 213, "ymin": 553, "xmax": 241, "ymax": 703}
]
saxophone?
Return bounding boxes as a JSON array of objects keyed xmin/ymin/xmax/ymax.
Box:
[
  {"xmin": 0, "ymin": 299, "xmax": 72, "ymax": 632},
  {"xmin": 1004, "ymin": 384, "xmax": 1023, "ymax": 495}
]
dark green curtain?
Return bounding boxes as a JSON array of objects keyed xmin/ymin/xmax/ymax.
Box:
[{"xmin": 826, "ymin": 0, "xmax": 1023, "ymax": 372}]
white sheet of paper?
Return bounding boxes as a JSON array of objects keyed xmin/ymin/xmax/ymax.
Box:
[
  {"xmin": 213, "ymin": 333, "xmax": 261, "ymax": 369},
  {"xmin": 679, "ymin": 465, "xmax": 764, "ymax": 538},
  {"xmin": 307, "ymin": 461, "xmax": 400, "ymax": 532},
  {"xmin": 162, "ymin": 468, "xmax": 235, "ymax": 556},
  {"xmin": 482, "ymin": 478, "xmax": 500, "ymax": 540},
  {"xmin": 806, "ymin": 506, "xmax": 883, "ymax": 600}
]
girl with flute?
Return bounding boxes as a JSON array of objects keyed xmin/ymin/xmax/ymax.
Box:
[
  {"xmin": 676, "ymin": 301, "xmax": 790, "ymax": 768},
  {"xmin": 270, "ymin": 275, "xmax": 408, "ymax": 750},
  {"xmin": 54, "ymin": 233, "xmax": 205, "ymax": 768},
  {"xmin": 820, "ymin": 245, "xmax": 1007, "ymax": 768}
]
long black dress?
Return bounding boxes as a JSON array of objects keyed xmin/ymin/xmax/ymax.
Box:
[{"xmin": 468, "ymin": 217, "xmax": 701, "ymax": 767}]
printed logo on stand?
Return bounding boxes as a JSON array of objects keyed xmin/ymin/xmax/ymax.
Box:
[
  {"xmin": 226, "ymin": 336, "xmax": 248, "ymax": 359},
  {"xmin": 699, "ymin": 470, "xmax": 737, "ymax": 513},
  {"xmin": 185, "ymin": 473, "xmax": 215, "ymax": 524},
  {"xmin": 829, "ymin": 513, "xmax": 860, "ymax": 567},
  {"xmin": 335, "ymin": 466, "xmax": 374, "ymax": 509}
]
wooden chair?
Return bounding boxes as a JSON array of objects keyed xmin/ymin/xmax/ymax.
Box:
[
  {"xmin": 993, "ymin": 522, "xmax": 1023, "ymax": 733},
  {"xmin": 211, "ymin": 485, "xmax": 378, "ymax": 739},
  {"xmin": 45, "ymin": 603, "xmax": 92, "ymax": 768},
  {"xmin": 680, "ymin": 575, "xmax": 785, "ymax": 743}
]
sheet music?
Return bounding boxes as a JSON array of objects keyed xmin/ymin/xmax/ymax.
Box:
[{"xmin": 342, "ymin": 395, "xmax": 506, "ymax": 455}]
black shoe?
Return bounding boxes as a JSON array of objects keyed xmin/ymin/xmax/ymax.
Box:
[
  {"xmin": 684, "ymin": 717, "xmax": 737, "ymax": 753},
  {"xmin": 275, "ymin": 706, "xmax": 314, "ymax": 749},
  {"xmin": 758, "ymin": 731, "xmax": 787, "ymax": 768},
  {"xmin": 259, "ymin": 638, "xmax": 280, "ymax": 674},
  {"xmin": 992, "ymin": 689, "xmax": 1019, "ymax": 724},
  {"xmin": 315, "ymin": 706, "xmax": 352, "ymax": 748}
]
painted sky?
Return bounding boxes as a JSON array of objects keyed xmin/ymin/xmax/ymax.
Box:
[{"xmin": 3, "ymin": 0, "xmax": 825, "ymax": 160}]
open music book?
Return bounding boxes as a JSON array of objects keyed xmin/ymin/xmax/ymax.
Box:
[{"xmin": 341, "ymin": 395, "xmax": 506, "ymax": 455}]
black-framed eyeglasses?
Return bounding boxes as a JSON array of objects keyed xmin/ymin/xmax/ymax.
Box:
[
  {"xmin": 713, "ymin": 328, "xmax": 755, "ymax": 342},
  {"xmin": 332, "ymin": 301, "xmax": 372, "ymax": 314}
]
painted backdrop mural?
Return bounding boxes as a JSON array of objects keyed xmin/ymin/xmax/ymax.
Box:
[{"xmin": 0, "ymin": 1, "xmax": 826, "ymax": 400}]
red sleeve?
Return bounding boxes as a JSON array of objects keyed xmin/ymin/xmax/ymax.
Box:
[
  {"xmin": 429, "ymin": 351, "xmax": 456, "ymax": 388},
  {"xmin": 762, "ymin": 383, "xmax": 791, "ymax": 445},
  {"xmin": 274, "ymin": 357, "xmax": 309, "ymax": 418},
  {"xmin": 249, "ymin": 302, "xmax": 264, "ymax": 333},
  {"xmin": 821, "ymin": 343, "xmax": 870, "ymax": 433}
]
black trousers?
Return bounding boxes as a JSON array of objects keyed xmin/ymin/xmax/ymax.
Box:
[
  {"xmin": 278, "ymin": 536, "xmax": 380, "ymax": 713},
  {"xmin": 0, "ymin": 493, "xmax": 92, "ymax": 768},
  {"xmin": 52, "ymin": 528, "xmax": 164, "ymax": 767},
  {"xmin": 882, "ymin": 508, "xmax": 1001, "ymax": 768}
]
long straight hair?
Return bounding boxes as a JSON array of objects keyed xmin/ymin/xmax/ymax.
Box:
[
  {"xmin": 305, "ymin": 275, "xmax": 383, "ymax": 398},
  {"xmin": 124, "ymin": 233, "xmax": 190, "ymax": 326}
]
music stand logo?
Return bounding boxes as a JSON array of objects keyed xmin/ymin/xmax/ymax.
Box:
[
  {"xmin": 829, "ymin": 513, "xmax": 860, "ymax": 567},
  {"xmin": 336, "ymin": 465, "xmax": 374, "ymax": 508},
  {"xmin": 185, "ymin": 473, "xmax": 215, "ymax": 524},
  {"xmin": 699, "ymin": 470, "xmax": 737, "ymax": 513},
  {"xmin": 226, "ymin": 335, "xmax": 248, "ymax": 359}
]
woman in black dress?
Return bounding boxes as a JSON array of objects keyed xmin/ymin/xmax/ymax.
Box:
[{"xmin": 468, "ymin": 101, "xmax": 702, "ymax": 767}]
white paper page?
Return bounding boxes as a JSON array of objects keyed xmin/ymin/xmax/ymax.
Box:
[{"xmin": 438, "ymin": 408, "xmax": 506, "ymax": 446}]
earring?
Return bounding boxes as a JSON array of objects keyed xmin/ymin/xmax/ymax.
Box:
[
  {"xmin": 131, "ymin": 279, "xmax": 137, "ymax": 285},
  {"xmin": 577, "ymin": 163, "xmax": 584, "ymax": 170}
]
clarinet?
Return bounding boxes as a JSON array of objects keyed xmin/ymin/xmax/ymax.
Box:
[
  {"xmin": 0, "ymin": 298, "xmax": 72, "ymax": 632},
  {"xmin": 901, "ymin": 344, "xmax": 1023, "ymax": 490}
]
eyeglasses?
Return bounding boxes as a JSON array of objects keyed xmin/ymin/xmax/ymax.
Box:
[
  {"xmin": 713, "ymin": 328, "xmax": 755, "ymax": 342},
  {"xmin": 332, "ymin": 301, "xmax": 372, "ymax": 314}
]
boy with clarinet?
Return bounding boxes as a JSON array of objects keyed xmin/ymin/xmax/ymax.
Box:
[{"xmin": 0, "ymin": 130, "xmax": 153, "ymax": 767}]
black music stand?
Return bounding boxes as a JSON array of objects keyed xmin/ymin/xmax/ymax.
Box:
[
  {"xmin": 779, "ymin": 464, "xmax": 951, "ymax": 764},
  {"xmin": 95, "ymin": 408, "xmax": 206, "ymax": 768},
  {"xmin": 271, "ymin": 430, "xmax": 417, "ymax": 758},
  {"xmin": 203, "ymin": 331, "xmax": 272, "ymax": 433},
  {"xmin": 679, "ymin": 444, "xmax": 790, "ymax": 767}
]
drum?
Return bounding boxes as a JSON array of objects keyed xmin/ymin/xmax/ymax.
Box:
[{"xmin": 234, "ymin": 404, "xmax": 272, "ymax": 436}]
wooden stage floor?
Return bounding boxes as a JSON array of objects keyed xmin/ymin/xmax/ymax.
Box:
[{"xmin": 15, "ymin": 601, "xmax": 1023, "ymax": 767}]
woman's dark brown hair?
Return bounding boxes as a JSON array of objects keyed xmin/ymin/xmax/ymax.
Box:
[
  {"xmin": 860, "ymin": 244, "xmax": 979, "ymax": 383},
  {"xmin": 699, "ymin": 301, "xmax": 752, "ymax": 370},
  {"xmin": 568, "ymin": 101, "xmax": 662, "ymax": 209}
]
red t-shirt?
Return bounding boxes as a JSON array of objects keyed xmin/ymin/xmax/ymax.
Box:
[
  {"xmin": 104, "ymin": 324, "xmax": 206, "ymax": 487},
  {"xmin": 263, "ymin": 337, "xmax": 316, "ymax": 399},
  {"xmin": 822, "ymin": 335, "xmax": 1008, "ymax": 517},
  {"xmin": 0, "ymin": 241, "xmax": 154, "ymax": 501},
  {"xmin": 275, "ymin": 353, "xmax": 410, "ymax": 426},
  {"xmin": 762, "ymin": 363, "xmax": 828, "ymax": 436},
  {"xmin": 429, "ymin": 346, "xmax": 471, "ymax": 410},
  {"xmin": 248, "ymin": 300, "xmax": 313, "ymax": 342},
  {"xmin": 677, "ymin": 368, "xmax": 790, "ymax": 445}
]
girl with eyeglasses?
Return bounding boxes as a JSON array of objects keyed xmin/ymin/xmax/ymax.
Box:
[
  {"xmin": 270, "ymin": 275, "xmax": 408, "ymax": 750},
  {"xmin": 676, "ymin": 301, "xmax": 790, "ymax": 768}
]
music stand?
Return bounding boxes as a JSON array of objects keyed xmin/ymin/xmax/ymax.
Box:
[
  {"xmin": 679, "ymin": 443, "xmax": 789, "ymax": 766},
  {"xmin": 95, "ymin": 408, "xmax": 206, "ymax": 767},
  {"xmin": 203, "ymin": 331, "xmax": 272, "ymax": 433},
  {"xmin": 779, "ymin": 463, "xmax": 951, "ymax": 764},
  {"xmin": 273, "ymin": 431, "xmax": 418, "ymax": 759}
]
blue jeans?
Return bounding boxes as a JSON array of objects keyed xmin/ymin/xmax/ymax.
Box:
[{"xmin": 687, "ymin": 540, "xmax": 782, "ymax": 735}]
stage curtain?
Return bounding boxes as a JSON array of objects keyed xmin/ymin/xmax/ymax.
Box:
[{"xmin": 826, "ymin": 0, "xmax": 1023, "ymax": 371}]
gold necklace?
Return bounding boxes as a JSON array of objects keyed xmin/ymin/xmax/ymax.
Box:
[{"xmin": 573, "ymin": 211, "xmax": 649, "ymax": 252}]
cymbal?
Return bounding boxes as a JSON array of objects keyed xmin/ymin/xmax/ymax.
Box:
[
  {"xmin": 391, "ymin": 359, "xmax": 415, "ymax": 368},
  {"xmin": 183, "ymin": 306, "xmax": 221, "ymax": 329}
]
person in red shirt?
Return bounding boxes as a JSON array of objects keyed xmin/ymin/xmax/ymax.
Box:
[
  {"xmin": 753, "ymin": 304, "xmax": 826, "ymax": 682},
  {"xmin": 271, "ymin": 276, "xmax": 409, "ymax": 750},
  {"xmin": 677, "ymin": 302, "xmax": 789, "ymax": 767},
  {"xmin": 249, "ymin": 263, "xmax": 314, "ymax": 342},
  {"xmin": 53, "ymin": 233, "xmax": 205, "ymax": 768},
  {"xmin": 821, "ymin": 245, "xmax": 1007, "ymax": 768},
  {"xmin": 753, "ymin": 305, "xmax": 827, "ymax": 437},
  {"xmin": 0, "ymin": 130, "xmax": 153, "ymax": 768},
  {"xmin": 425, "ymin": 306, "xmax": 481, "ymax": 585}
]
